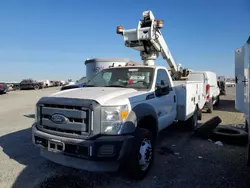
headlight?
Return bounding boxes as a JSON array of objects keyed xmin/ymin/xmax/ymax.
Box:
[{"xmin": 101, "ymin": 105, "xmax": 129, "ymax": 135}]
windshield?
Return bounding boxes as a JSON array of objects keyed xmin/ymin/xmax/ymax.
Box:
[{"xmin": 86, "ymin": 67, "xmax": 154, "ymax": 89}]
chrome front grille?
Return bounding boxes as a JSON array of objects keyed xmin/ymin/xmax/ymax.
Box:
[{"xmin": 39, "ymin": 103, "xmax": 91, "ymax": 136}]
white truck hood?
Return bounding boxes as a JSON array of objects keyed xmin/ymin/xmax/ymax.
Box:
[{"xmin": 50, "ymin": 87, "xmax": 150, "ymax": 106}]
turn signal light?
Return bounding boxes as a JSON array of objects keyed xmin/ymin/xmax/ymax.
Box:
[{"xmin": 116, "ymin": 26, "xmax": 123, "ymax": 35}]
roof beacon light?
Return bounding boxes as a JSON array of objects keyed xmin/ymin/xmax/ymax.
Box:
[
  {"xmin": 116, "ymin": 26, "xmax": 124, "ymax": 35},
  {"xmin": 156, "ymin": 20, "xmax": 163, "ymax": 28}
]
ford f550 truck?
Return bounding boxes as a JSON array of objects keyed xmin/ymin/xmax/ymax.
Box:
[{"xmin": 32, "ymin": 10, "xmax": 205, "ymax": 179}]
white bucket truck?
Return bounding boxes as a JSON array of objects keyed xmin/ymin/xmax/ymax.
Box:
[
  {"xmin": 235, "ymin": 37, "xmax": 250, "ymax": 165},
  {"xmin": 32, "ymin": 10, "xmax": 205, "ymax": 179}
]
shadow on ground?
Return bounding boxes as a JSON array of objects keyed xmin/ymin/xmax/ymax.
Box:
[
  {"xmin": 214, "ymin": 99, "xmax": 240, "ymax": 113},
  {"xmin": 1, "ymin": 123, "xmax": 250, "ymax": 188},
  {"xmin": 0, "ymin": 128, "xmax": 115, "ymax": 188}
]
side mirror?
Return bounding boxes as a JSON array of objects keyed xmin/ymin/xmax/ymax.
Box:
[
  {"xmin": 162, "ymin": 85, "xmax": 170, "ymax": 95},
  {"xmin": 155, "ymin": 80, "xmax": 170, "ymax": 96}
]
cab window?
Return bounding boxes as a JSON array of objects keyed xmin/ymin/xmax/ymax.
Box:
[{"xmin": 155, "ymin": 69, "xmax": 172, "ymax": 90}]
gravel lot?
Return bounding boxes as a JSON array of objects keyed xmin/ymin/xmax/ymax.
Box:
[{"xmin": 0, "ymin": 87, "xmax": 249, "ymax": 188}]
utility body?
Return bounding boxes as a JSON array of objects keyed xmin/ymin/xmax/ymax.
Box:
[{"xmin": 32, "ymin": 10, "xmax": 204, "ymax": 179}]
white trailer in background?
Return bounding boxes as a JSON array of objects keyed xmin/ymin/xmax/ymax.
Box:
[{"xmin": 235, "ymin": 36, "xmax": 250, "ymax": 165}]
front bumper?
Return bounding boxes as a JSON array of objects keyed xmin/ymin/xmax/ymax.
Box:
[{"xmin": 32, "ymin": 124, "xmax": 134, "ymax": 172}]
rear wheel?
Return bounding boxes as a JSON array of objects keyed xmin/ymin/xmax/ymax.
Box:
[
  {"xmin": 214, "ymin": 96, "xmax": 220, "ymax": 106},
  {"xmin": 34, "ymin": 85, "xmax": 40, "ymax": 90},
  {"xmin": 207, "ymin": 99, "xmax": 213, "ymax": 113},
  {"xmin": 186, "ymin": 106, "xmax": 199, "ymax": 130},
  {"xmin": 15, "ymin": 85, "xmax": 20, "ymax": 90},
  {"xmin": 126, "ymin": 128, "xmax": 154, "ymax": 180}
]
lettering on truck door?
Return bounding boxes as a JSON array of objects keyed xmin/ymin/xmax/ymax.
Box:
[{"xmin": 153, "ymin": 69, "xmax": 176, "ymax": 131}]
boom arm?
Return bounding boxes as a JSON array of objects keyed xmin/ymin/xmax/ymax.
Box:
[{"xmin": 117, "ymin": 10, "xmax": 184, "ymax": 80}]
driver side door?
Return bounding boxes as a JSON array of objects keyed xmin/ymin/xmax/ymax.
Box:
[{"xmin": 153, "ymin": 69, "xmax": 176, "ymax": 131}]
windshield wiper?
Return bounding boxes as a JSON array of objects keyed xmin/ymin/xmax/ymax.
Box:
[{"xmin": 105, "ymin": 85, "xmax": 126, "ymax": 88}]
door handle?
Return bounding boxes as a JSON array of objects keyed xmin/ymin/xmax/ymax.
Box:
[{"xmin": 174, "ymin": 95, "xmax": 176, "ymax": 103}]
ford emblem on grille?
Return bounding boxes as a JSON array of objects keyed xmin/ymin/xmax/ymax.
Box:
[{"xmin": 51, "ymin": 114, "xmax": 69, "ymax": 124}]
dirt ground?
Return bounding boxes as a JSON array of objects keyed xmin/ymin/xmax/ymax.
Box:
[{"xmin": 0, "ymin": 87, "xmax": 249, "ymax": 188}]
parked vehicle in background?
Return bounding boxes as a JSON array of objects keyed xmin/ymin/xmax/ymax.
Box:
[
  {"xmin": 235, "ymin": 36, "xmax": 250, "ymax": 166},
  {"xmin": 188, "ymin": 71, "xmax": 220, "ymax": 113},
  {"xmin": 226, "ymin": 81, "xmax": 236, "ymax": 87},
  {"xmin": 42, "ymin": 80, "xmax": 53, "ymax": 88},
  {"xmin": 60, "ymin": 82, "xmax": 86, "ymax": 91},
  {"xmin": 67, "ymin": 81, "xmax": 75, "ymax": 85},
  {"xmin": 14, "ymin": 79, "xmax": 44, "ymax": 90},
  {"xmin": 0, "ymin": 82, "xmax": 8, "ymax": 94},
  {"xmin": 60, "ymin": 80, "xmax": 67, "ymax": 86},
  {"xmin": 76, "ymin": 77, "xmax": 87, "ymax": 84},
  {"xmin": 217, "ymin": 76, "xmax": 226, "ymax": 95},
  {"xmin": 54, "ymin": 81, "xmax": 62, "ymax": 86}
]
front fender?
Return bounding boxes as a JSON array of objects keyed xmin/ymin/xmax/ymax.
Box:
[{"xmin": 120, "ymin": 103, "xmax": 158, "ymax": 134}]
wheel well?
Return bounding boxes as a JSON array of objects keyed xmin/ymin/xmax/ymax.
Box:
[{"xmin": 138, "ymin": 116, "xmax": 158, "ymax": 139}]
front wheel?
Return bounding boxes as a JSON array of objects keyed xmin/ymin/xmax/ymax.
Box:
[{"xmin": 126, "ymin": 128, "xmax": 154, "ymax": 180}]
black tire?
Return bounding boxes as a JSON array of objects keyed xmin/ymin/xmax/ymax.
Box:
[
  {"xmin": 211, "ymin": 127, "xmax": 248, "ymax": 146},
  {"xmin": 198, "ymin": 109, "xmax": 202, "ymax": 120},
  {"xmin": 207, "ymin": 99, "xmax": 213, "ymax": 113},
  {"xmin": 34, "ymin": 85, "xmax": 40, "ymax": 90},
  {"xmin": 185, "ymin": 107, "xmax": 199, "ymax": 131},
  {"xmin": 194, "ymin": 116, "xmax": 222, "ymax": 139},
  {"xmin": 214, "ymin": 96, "xmax": 220, "ymax": 106},
  {"xmin": 126, "ymin": 128, "xmax": 154, "ymax": 180},
  {"xmin": 15, "ymin": 86, "xmax": 20, "ymax": 90}
]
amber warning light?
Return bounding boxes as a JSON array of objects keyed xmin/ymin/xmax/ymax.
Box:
[
  {"xmin": 116, "ymin": 26, "xmax": 124, "ymax": 35},
  {"xmin": 156, "ymin": 20, "xmax": 163, "ymax": 28}
]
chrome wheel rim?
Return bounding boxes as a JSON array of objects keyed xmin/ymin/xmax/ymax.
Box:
[{"xmin": 139, "ymin": 138, "xmax": 152, "ymax": 171}]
